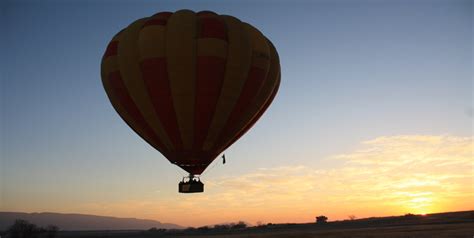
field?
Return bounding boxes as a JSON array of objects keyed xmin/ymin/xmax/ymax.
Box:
[
  {"xmin": 55, "ymin": 211, "xmax": 474, "ymax": 238},
  {"xmin": 182, "ymin": 223, "xmax": 474, "ymax": 238},
  {"xmin": 55, "ymin": 222, "xmax": 474, "ymax": 238}
]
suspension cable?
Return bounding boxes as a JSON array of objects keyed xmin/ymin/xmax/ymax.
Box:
[{"xmin": 200, "ymin": 154, "xmax": 224, "ymax": 178}]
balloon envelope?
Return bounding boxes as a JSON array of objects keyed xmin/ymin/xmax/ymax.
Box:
[{"xmin": 101, "ymin": 10, "xmax": 280, "ymax": 174}]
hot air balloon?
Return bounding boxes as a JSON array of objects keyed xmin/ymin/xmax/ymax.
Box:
[{"xmin": 101, "ymin": 10, "xmax": 280, "ymax": 193}]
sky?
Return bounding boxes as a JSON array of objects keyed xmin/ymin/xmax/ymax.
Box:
[{"xmin": 1, "ymin": 0, "xmax": 473, "ymax": 227}]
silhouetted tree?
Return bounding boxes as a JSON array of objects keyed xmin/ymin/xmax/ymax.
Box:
[
  {"xmin": 348, "ymin": 215, "xmax": 356, "ymax": 220},
  {"xmin": 197, "ymin": 225, "xmax": 210, "ymax": 231},
  {"xmin": 148, "ymin": 227, "xmax": 167, "ymax": 233},
  {"xmin": 316, "ymin": 216, "xmax": 328, "ymax": 224},
  {"xmin": 5, "ymin": 220, "xmax": 60, "ymax": 238},
  {"xmin": 213, "ymin": 224, "xmax": 228, "ymax": 230},
  {"xmin": 7, "ymin": 219, "xmax": 39, "ymax": 238},
  {"xmin": 403, "ymin": 213, "xmax": 421, "ymax": 221},
  {"xmin": 231, "ymin": 221, "xmax": 247, "ymax": 229}
]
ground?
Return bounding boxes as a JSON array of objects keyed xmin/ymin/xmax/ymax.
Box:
[{"xmin": 4, "ymin": 211, "xmax": 473, "ymax": 238}]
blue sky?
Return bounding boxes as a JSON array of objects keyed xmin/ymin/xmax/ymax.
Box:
[{"xmin": 1, "ymin": 0, "xmax": 472, "ymax": 225}]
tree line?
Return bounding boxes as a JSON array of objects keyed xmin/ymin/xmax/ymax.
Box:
[{"xmin": 1, "ymin": 219, "xmax": 59, "ymax": 238}]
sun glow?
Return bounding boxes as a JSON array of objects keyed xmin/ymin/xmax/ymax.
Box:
[
  {"xmin": 8, "ymin": 135, "xmax": 472, "ymax": 227},
  {"xmin": 403, "ymin": 192, "xmax": 435, "ymax": 215}
]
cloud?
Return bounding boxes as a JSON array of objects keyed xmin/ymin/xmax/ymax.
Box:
[
  {"xmin": 201, "ymin": 135, "xmax": 473, "ymax": 222},
  {"xmin": 76, "ymin": 135, "xmax": 473, "ymax": 226}
]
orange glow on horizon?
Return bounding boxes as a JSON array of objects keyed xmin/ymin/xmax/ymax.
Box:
[{"xmin": 4, "ymin": 135, "xmax": 473, "ymax": 227}]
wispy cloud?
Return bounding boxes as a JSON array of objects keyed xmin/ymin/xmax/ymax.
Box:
[{"xmin": 76, "ymin": 135, "xmax": 473, "ymax": 226}]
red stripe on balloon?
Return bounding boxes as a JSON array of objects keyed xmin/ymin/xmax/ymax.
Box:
[
  {"xmin": 152, "ymin": 12, "xmax": 173, "ymax": 18},
  {"xmin": 197, "ymin": 11, "xmax": 217, "ymax": 17},
  {"xmin": 213, "ymin": 66, "xmax": 268, "ymax": 151},
  {"xmin": 103, "ymin": 41, "xmax": 118, "ymax": 58},
  {"xmin": 142, "ymin": 18, "xmax": 167, "ymax": 27},
  {"xmin": 221, "ymin": 77, "xmax": 280, "ymax": 152},
  {"xmin": 198, "ymin": 17, "xmax": 227, "ymax": 40},
  {"xmin": 107, "ymin": 71, "xmax": 167, "ymax": 153},
  {"xmin": 193, "ymin": 14, "xmax": 228, "ymax": 151},
  {"xmin": 140, "ymin": 58, "xmax": 184, "ymax": 150},
  {"xmin": 194, "ymin": 56, "xmax": 227, "ymax": 151},
  {"xmin": 142, "ymin": 12, "xmax": 172, "ymax": 28}
]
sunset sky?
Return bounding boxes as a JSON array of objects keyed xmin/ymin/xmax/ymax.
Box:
[{"xmin": 1, "ymin": 0, "xmax": 472, "ymax": 227}]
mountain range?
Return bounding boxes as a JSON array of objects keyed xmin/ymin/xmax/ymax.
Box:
[{"xmin": 0, "ymin": 212, "xmax": 183, "ymax": 231}]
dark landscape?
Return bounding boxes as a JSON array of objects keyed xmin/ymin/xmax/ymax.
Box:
[
  {"xmin": 0, "ymin": 212, "xmax": 182, "ymax": 231},
  {"xmin": 2, "ymin": 1, "xmax": 472, "ymax": 238},
  {"xmin": 1, "ymin": 211, "xmax": 473, "ymax": 237}
]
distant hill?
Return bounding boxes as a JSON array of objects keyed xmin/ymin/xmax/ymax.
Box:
[{"xmin": 0, "ymin": 212, "xmax": 183, "ymax": 231}]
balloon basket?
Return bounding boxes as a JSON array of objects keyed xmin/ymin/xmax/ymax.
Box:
[{"xmin": 179, "ymin": 175, "xmax": 204, "ymax": 193}]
